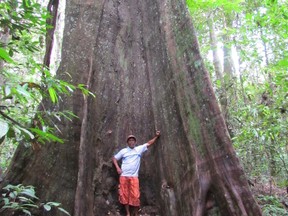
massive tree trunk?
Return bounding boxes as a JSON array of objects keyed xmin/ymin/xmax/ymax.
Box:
[{"xmin": 1, "ymin": 0, "xmax": 262, "ymax": 215}]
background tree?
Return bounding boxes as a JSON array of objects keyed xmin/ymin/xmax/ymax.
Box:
[
  {"xmin": 1, "ymin": 0, "xmax": 267, "ymax": 215},
  {"xmin": 188, "ymin": 0, "xmax": 288, "ymax": 209}
]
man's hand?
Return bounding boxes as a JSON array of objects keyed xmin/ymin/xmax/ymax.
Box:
[
  {"xmin": 116, "ymin": 167, "xmax": 122, "ymax": 175},
  {"xmin": 147, "ymin": 130, "xmax": 161, "ymax": 147},
  {"xmin": 156, "ymin": 131, "xmax": 160, "ymax": 137}
]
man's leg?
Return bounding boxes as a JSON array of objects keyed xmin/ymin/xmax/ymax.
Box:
[
  {"xmin": 119, "ymin": 177, "xmax": 130, "ymax": 215},
  {"xmin": 131, "ymin": 206, "xmax": 139, "ymax": 216},
  {"xmin": 129, "ymin": 177, "xmax": 140, "ymax": 216},
  {"xmin": 124, "ymin": 204, "xmax": 130, "ymax": 216}
]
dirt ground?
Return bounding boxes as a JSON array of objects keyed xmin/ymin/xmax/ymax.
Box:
[
  {"xmin": 107, "ymin": 180, "xmax": 287, "ymax": 216},
  {"xmin": 250, "ymin": 179, "xmax": 288, "ymax": 213}
]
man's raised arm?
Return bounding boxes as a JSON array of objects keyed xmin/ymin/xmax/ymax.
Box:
[{"xmin": 147, "ymin": 131, "xmax": 161, "ymax": 147}]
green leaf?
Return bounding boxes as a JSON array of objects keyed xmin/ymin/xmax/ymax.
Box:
[
  {"xmin": 48, "ymin": 87, "xmax": 58, "ymax": 103},
  {"xmin": 0, "ymin": 48, "xmax": 14, "ymax": 63},
  {"xmin": 4, "ymin": 85, "xmax": 11, "ymax": 96},
  {"xmin": 44, "ymin": 132, "xmax": 64, "ymax": 143},
  {"xmin": 22, "ymin": 209, "xmax": 32, "ymax": 216},
  {"xmin": 276, "ymin": 58, "xmax": 288, "ymax": 67},
  {"xmin": 16, "ymin": 85, "xmax": 31, "ymax": 99},
  {"xmin": 59, "ymin": 111, "xmax": 78, "ymax": 122},
  {"xmin": 46, "ymin": 202, "xmax": 61, "ymax": 207},
  {"xmin": 58, "ymin": 207, "xmax": 71, "ymax": 216},
  {"xmin": 77, "ymin": 84, "xmax": 95, "ymax": 97},
  {"xmin": 22, "ymin": 0, "xmax": 31, "ymax": 8},
  {"xmin": 20, "ymin": 188, "xmax": 38, "ymax": 199},
  {"xmin": 0, "ymin": 120, "xmax": 9, "ymax": 139},
  {"xmin": 215, "ymin": 79, "xmax": 222, "ymax": 88},
  {"xmin": 43, "ymin": 204, "xmax": 52, "ymax": 211},
  {"xmin": 9, "ymin": 191, "xmax": 17, "ymax": 199},
  {"xmin": 29, "ymin": 128, "xmax": 64, "ymax": 144},
  {"xmin": 3, "ymin": 197, "xmax": 10, "ymax": 205},
  {"xmin": 17, "ymin": 127, "xmax": 35, "ymax": 140},
  {"xmin": 22, "ymin": 203, "xmax": 38, "ymax": 208},
  {"xmin": 8, "ymin": 49, "xmax": 14, "ymax": 57}
]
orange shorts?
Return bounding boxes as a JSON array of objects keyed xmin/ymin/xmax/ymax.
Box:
[{"xmin": 118, "ymin": 176, "xmax": 140, "ymax": 206}]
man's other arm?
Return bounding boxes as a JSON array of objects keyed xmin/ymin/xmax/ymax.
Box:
[{"xmin": 112, "ymin": 157, "xmax": 122, "ymax": 175}]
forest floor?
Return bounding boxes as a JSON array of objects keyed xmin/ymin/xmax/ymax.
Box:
[
  {"xmin": 250, "ymin": 180, "xmax": 288, "ymax": 216},
  {"xmin": 109, "ymin": 180, "xmax": 288, "ymax": 216}
]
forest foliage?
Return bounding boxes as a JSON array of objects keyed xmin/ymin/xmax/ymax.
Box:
[
  {"xmin": 0, "ymin": 0, "xmax": 92, "ymax": 169},
  {"xmin": 187, "ymin": 0, "xmax": 288, "ymax": 214},
  {"xmin": 187, "ymin": 0, "xmax": 288, "ymax": 182},
  {"xmin": 0, "ymin": 0, "xmax": 287, "ymax": 215}
]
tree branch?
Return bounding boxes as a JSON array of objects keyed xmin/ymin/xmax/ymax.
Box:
[{"xmin": 0, "ymin": 110, "xmax": 26, "ymax": 128}]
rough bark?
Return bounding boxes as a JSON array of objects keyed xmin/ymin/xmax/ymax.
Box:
[{"xmin": 1, "ymin": 0, "xmax": 262, "ymax": 216}]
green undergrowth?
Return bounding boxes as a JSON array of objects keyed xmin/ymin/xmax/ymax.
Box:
[
  {"xmin": 257, "ymin": 194, "xmax": 288, "ymax": 216},
  {"xmin": 0, "ymin": 184, "xmax": 70, "ymax": 216}
]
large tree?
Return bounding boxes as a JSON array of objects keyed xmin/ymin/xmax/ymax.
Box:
[{"xmin": 1, "ymin": 0, "xmax": 262, "ymax": 215}]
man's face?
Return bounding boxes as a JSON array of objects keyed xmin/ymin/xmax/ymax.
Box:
[{"xmin": 127, "ymin": 138, "xmax": 136, "ymax": 148}]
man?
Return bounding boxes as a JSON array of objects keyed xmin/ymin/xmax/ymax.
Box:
[{"xmin": 112, "ymin": 131, "xmax": 161, "ymax": 216}]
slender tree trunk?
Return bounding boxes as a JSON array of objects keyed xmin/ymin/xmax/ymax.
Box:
[
  {"xmin": 208, "ymin": 15, "xmax": 223, "ymax": 83},
  {"xmin": 222, "ymin": 13, "xmax": 236, "ymax": 79},
  {"xmin": 0, "ymin": 0, "xmax": 10, "ymax": 87},
  {"xmin": 221, "ymin": 12, "xmax": 237, "ymax": 132},
  {"xmin": 207, "ymin": 15, "xmax": 227, "ymax": 118},
  {"xmin": 43, "ymin": 0, "xmax": 60, "ymax": 68},
  {"xmin": 0, "ymin": 29, "xmax": 9, "ymax": 80},
  {"xmin": 2, "ymin": 0, "xmax": 262, "ymax": 216}
]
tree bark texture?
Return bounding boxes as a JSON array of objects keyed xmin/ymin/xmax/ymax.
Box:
[{"xmin": 2, "ymin": 0, "xmax": 262, "ymax": 215}]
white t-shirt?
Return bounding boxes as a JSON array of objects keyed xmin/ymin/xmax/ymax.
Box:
[{"xmin": 114, "ymin": 143, "xmax": 148, "ymax": 177}]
